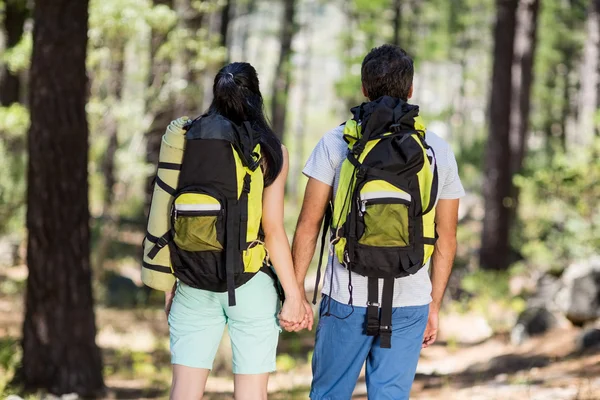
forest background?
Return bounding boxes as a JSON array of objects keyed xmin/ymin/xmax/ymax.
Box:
[{"xmin": 0, "ymin": 0, "xmax": 599, "ymax": 398}]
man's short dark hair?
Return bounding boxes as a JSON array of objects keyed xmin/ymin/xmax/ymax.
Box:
[{"xmin": 361, "ymin": 45, "xmax": 414, "ymax": 101}]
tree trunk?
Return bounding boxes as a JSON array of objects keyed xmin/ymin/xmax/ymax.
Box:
[
  {"xmin": 510, "ymin": 0, "xmax": 539, "ymax": 175},
  {"xmin": 174, "ymin": 0, "xmax": 204, "ymax": 117},
  {"xmin": 145, "ymin": 0, "xmax": 175, "ymax": 217},
  {"xmin": 480, "ymin": 0, "xmax": 518, "ymax": 271},
  {"xmin": 22, "ymin": 0, "xmax": 104, "ymax": 396},
  {"xmin": 240, "ymin": 0, "xmax": 257, "ymax": 61},
  {"xmin": 202, "ymin": 1, "xmax": 233, "ymax": 110},
  {"xmin": 289, "ymin": 0, "xmax": 313, "ymax": 204},
  {"xmin": 392, "ymin": 0, "xmax": 402, "ymax": 46},
  {"xmin": 220, "ymin": 0, "xmax": 233, "ymax": 62},
  {"xmin": 0, "ymin": 0, "xmax": 29, "ymax": 106},
  {"xmin": 578, "ymin": 0, "xmax": 600, "ymax": 142},
  {"xmin": 271, "ymin": 0, "xmax": 297, "ymax": 142},
  {"xmin": 95, "ymin": 45, "xmax": 126, "ymax": 273}
]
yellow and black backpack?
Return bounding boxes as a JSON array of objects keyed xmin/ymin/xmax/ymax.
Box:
[
  {"xmin": 143, "ymin": 114, "xmax": 279, "ymax": 306},
  {"xmin": 317, "ymin": 96, "xmax": 438, "ymax": 348}
]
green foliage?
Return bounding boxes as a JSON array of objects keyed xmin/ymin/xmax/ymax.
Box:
[
  {"xmin": 1, "ymin": 30, "xmax": 32, "ymax": 74},
  {"xmin": 0, "ymin": 104, "xmax": 28, "ymax": 236},
  {"xmin": 458, "ymin": 270, "xmax": 526, "ymax": 331},
  {"xmin": 0, "ymin": 337, "xmax": 21, "ymax": 396},
  {"xmin": 531, "ymin": 0, "xmax": 588, "ymax": 142},
  {"xmin": 515, "ymin": 141, "xmax": 600, "ymax": 273}
]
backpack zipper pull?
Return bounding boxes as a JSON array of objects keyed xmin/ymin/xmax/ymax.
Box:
[{"xmin": 360, "ymin": 200, "xmax": 367, "ymax": 214}]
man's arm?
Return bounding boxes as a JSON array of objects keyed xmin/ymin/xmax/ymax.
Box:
[
  {"xmin": 430, "ymin": 198, "xmax": 459, "ymax": 311},
  {"xmin": 292, "ymin": 178, "xmax": 333, "ymax": 290},
  {"xmin": 423, "ymin": 197, "xmax": 459, "ymax": 347}
]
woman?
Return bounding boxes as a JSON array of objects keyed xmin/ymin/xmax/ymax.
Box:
[{"xmin": 164, "ymin": 62, "xmax": 310, "ymax": 400}]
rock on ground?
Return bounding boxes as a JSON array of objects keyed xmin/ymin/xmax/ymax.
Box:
[
  {"xmin": 511, "ymin": 307, "xmax": 558, "ymax": 345},
  {"xmin": 556, "ymin": 257, "xmax": 600, "ymax": 326}
]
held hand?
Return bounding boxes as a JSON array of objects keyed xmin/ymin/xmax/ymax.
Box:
[
  {"xmin": 422, "ymin": 306, "xmax": 439, "ymax": 348},
  {"xmin": 279, "ymin": 296, "xmax": 306, "ymax": 327},
  {"xmin": 279, "ymin": 298, "xmax": 314, "ymax": 332}
]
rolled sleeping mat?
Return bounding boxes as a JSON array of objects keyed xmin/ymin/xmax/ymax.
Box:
[{"xmin": 142, "ymin": 117, "xmax": 189, "ymax": 291}]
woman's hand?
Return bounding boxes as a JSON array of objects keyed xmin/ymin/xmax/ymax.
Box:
[
  {"xmin": 279, "ymin": 296, "xmax": 306, "ymax": 329},
  {"xmin": 165, "ymin": 284, "xmax": 176, "ymax": 317},
  {"xmin": 279, "ymin": 296, "xmax": 314, "ymax": 332}
]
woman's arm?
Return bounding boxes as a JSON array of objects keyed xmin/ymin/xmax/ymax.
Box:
[{"xmin": 262, "ymin": 146, "xmax": 308, "ymax": 327}]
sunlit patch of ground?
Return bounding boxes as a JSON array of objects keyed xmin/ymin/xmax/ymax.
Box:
[{"xmin": 1, "ymin": 265, "xmax": 599, "ymax": 399}]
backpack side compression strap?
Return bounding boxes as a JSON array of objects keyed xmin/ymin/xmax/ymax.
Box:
[
  {"xmin": 225, "ymin": 196, "xmax": 240, "ymax": 306},
  {"xmin": 239, "ymin": 174, "xmax": 252, "ymax": 252}
]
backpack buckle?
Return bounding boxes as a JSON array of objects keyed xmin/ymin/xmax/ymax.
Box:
[
  {"xmin": 242, "ymin": 174, "xmax": 252, "ymax": 193},
  {"xmin": 356, "ymin": 166, "xmax": 367, "ymax": 179},
  {"xmin": 156, "ymin": 236, "xmax": 170, "ymax": 249},
  {"xmin": 366, "ymin": 322, "xmax": 380, "ymax": 336}
]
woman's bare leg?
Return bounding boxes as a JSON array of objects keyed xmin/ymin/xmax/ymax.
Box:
[
  {"xmin": 233, "ymin": 373, "xmax": 269, "ymax": 400},
  {"xmin": 170, "ymin": 364, "xmax": 210, "ymax": 400}
]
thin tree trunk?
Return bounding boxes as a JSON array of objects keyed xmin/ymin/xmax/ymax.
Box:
[
  {"xmin": 578, "ymin": 0, "xmax": 600, "ymax": 143},
  {"xmin": 95, "ymin": 45, "xmax": 126, "ymax": 273},
  {"xmin": 480, "ymin": 0, "xmax": 519, "ymax": 271},
  {"xmin": 240, "ymin": 0, "xmax": 257, "ymax": 61},
  {"xmin": 393, "ymin": 0, "xmax": 402, "ymax": 46},
  {"xmin": 145, "ymin": 0, "xmax": 175, "ymax": 217},
  {"xmin": 22, "ymin": 0, "xmax": 104, "ymax": 395},
  {"xmin": 510, "ymin": 0, "xmax": 539, "ymax": 174},
  {"xmin": 289, "ymin": 1, "xmax": 314, "ymax": 204},
  {"xmin": 507, "ymin": 0, "xmax": 539, "ymax": 235},
  {"xmin": 202, "ymin": 1, "xmax": 232, "ymax": 110},
  {"xmin": 271, "ymin": 0, "xmax": 297, "ymax": 142},
  {"xmin": 559, "ymin": 64, "xmax": 572, "ymax": 153},
  {"xmin": 174, "ymin": 0, "xmax": 204, "ymax": 117},
  {"xmin": 0, "ymin": 0, "xmax": 28, "ymax": 106},
  {"xmin": 220, "ymin": 0, "xmax": 233, "ymax": 62}
]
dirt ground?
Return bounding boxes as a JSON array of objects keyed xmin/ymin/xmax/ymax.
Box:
[{"xmin": 1, "ymin": 266, "xmax": 599, "ymax": 400}]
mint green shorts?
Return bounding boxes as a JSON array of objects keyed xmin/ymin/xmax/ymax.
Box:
[{"xmin": 168, "ymin": 271, "xmax": 281, "ymax": 374}]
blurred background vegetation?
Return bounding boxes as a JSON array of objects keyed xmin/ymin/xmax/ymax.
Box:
[{"xmin": 0, "ymin": 0, "xmax": 599, "ymax": 398}]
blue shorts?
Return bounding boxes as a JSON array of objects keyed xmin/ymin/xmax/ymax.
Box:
[
  {"xmin": 310, "ymin": 296, "xmax": 429, "ymax": 400},
  {"xmin": 168, "ymin": 271, "xmax": 281, "ymax": 374}
]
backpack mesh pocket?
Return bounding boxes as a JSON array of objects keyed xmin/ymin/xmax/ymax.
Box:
[
  {"xmin": 357, "ymin": 181, "xmax": 412, "ymax": 248},
  {"xmin": 173, "ymin": 193, "xmax": 224, "ymax": 252}
]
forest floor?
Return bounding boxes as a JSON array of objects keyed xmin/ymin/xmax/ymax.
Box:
[{"xmin": 1, "ymin": 265, "xmax": 599, "ymax": 400}]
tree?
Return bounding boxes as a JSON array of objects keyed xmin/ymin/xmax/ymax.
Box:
[
  {"xmin": 22, "ymin": 0, "xmax": 104, "ymax": 395},
  {"xmin": 392, "ymin": 0, "xmax": 402, "ymax": 46},
  {"xmin": 239, "ymin": 0, "xmax": 257, "ymax": 61},
  {"xmin": 480, "ymin": 0, "xmax": 518, "ymax": 271},
  {"xmin": 510, "ymin": 0, "xmax": 539, "ymax": 177},
  {"xmin": 0, "ymin": 0, "xmax": 29, "ymax": 106},
  {"xmin": 220, "ymin": 0, "xmax": 233, "ymax": 62},
  {"xmin": 271, "ymin": 0, "xmax": 297, "ymax": 142},
  {"xmin": 173, "ymin": 0, "xmax": 204, "ymax": 117},
  {"xmin": 145, "ymin": 0, "xmax": 176, "ymax": 215},
  {"xmin": 578, "ymin": 0, "xmax": 600, "ymax": 140}
]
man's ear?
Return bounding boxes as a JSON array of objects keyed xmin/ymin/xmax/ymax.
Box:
[
  {"xmin": 408, "ymin": 84, "xmax": 414, "ymax": 99},
  {"xmin": 361, "ymin": 84, "xmax": 369, "ymax": 99}
]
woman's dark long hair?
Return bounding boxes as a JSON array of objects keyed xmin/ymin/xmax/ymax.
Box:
[{"xmin": 207, "ymin": 62, "xmax": 283, "ymax": 186}]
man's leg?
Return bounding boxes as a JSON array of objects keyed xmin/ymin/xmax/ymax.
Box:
[
  {"xmin": 365, "ymin": 304, "xmax": 429, "ymax": 400},
  {"xmin": 310, "ymin": 296, "xmax": 374, "ymax": 400}
]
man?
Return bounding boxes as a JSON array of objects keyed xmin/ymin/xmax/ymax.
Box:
[{"xmin": 291, "ymin": 44, "xmax": 465, "ymax": 399}]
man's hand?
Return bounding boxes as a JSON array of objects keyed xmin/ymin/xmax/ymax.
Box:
[
  {"xmin": 422, "ymin": 305, "xmax": 438, "ymax": 348},
  {"xmin": 279, "ymin": 297, "xmax": 314, "ymax": 332}
]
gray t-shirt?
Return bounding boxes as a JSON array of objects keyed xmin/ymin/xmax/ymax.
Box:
[{"xmin": 303, "ymin": 125, "xmax": 465, "ymax": 308}]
